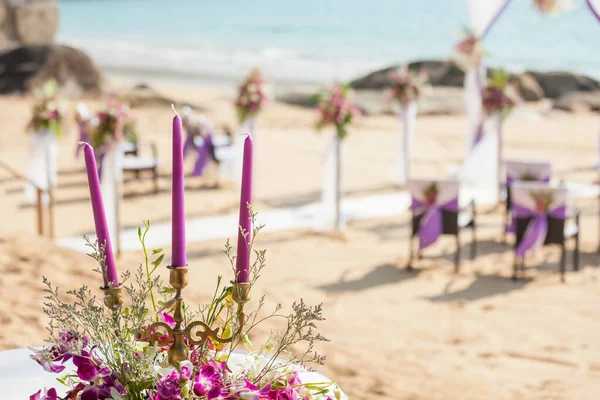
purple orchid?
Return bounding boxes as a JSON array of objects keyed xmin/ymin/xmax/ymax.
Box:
[
  {"xmin": 30, "ymin": 388, "xmax": 58, "ymax": 400},
  {"xmin": 154, "ymin": 370, "xmax": 182, "ymax": 400}
]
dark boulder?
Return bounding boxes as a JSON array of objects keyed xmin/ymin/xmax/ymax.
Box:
[
  {"xmin": 526, "ymin": 71, "xmax": 599, "ymax": 99},
  {"xmin": 553, "ymin": 91, "xmax": 600, "ymax": 113},
  {"xmin": 349, "ymin": 60, "xmax": 466, "ymax": 90},
  {"xmin": 0, "ymin": 44, "xmax": 102, "ymax": 95}
]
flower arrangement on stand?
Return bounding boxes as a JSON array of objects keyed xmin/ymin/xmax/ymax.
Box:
[
  {"xmin": 453, "ymin": 28, "xmax": 484, "ymax": 70},
  {"xmin": 24, "ymin": 79, "xmax": 65, "ymax": 204},
  {"xmin": 91, "ymin": 94, "xmax": 137, "ymax": 150},
  {"xmin": 315, "ymin": 84, "xmax": 360, "ymax": 231},
  {"xmin": 386, "ymin": 66, "xmax": 428, "ymax": 186},
  {"xmin": 235, "ymin": 69, "xmax": 267, "ymax": 125},
  {"xmin": 387, "ymin": 66, "xmax": 429, "ymax": 108},
  {"xmin": 315, "ymin": 84, "xmax": 360, "ymax": 140},
  {"xmin": 28, "ymin": 79, "xmax": 64, "ymax": 137},
  {"xmin": 481, "ymin": 70, "xmax": 520, "ymax": 117},
  {"xmin": 533, "ymin": 0, "xmax": 574, "ymax": 14}
]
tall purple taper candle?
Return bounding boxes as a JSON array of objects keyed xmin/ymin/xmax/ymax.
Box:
[
  {"xmin": 171, "ymin": 106, "xmax": 187, "ymax": 267},
  {"xmin": 235, "ymin": 135, "xmax": 253, "ymax": 283},
  {"xmin": 81, "ymin": 142, "xmax": 119, "ymax": 287}
]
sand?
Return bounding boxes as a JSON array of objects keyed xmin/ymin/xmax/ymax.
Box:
[{"xmin": 1, "ymin": 80, "xmax": 600, "ymax": 399}]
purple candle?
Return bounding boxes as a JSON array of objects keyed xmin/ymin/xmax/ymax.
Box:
[
  {"xmin": 81, "ymin": 142, "xmax": 119, "ymax": 287},
  {"xmin": 235, "ymin": 135, "xmax": 253, "ymax": 283},
  {"xmin": 171, "ymin": 107, "xmax": 187, "ymax": 267}
]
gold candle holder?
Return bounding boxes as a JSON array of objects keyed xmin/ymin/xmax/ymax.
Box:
[
  {"xmin": 140, "ymin": 267, "xmax": 251, "ymax": 367},
  {"xmin": 101, "ymin": 285, "xmax": 123, "ymax": 309}
]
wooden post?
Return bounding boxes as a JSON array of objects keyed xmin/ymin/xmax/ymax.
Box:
[
  {"xmin": 115, "ymin": 173, "xmax": 122, "ymax": 258},
  {"xmin": 36, "ymin": 188, "xmax": 44, "ymax": 236},
  {"xmin": 334, "ymin": 135, "xmax": 341, "ymax": 231}
]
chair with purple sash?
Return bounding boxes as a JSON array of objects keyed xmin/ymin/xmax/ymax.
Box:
[
  {"xmin": 504, "ymin": 160, "xmax": 551, "ymax": 240},
  {"xmin": 407, "ymin": 179, "xmax": 476, "ymax": 272},
  {"xmin": 511, "ymin": 182, "xmax": 580, "ymax": 281}
]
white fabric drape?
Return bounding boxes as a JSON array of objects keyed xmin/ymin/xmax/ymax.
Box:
[
  {"xmin": 466, "ymin": 0, "xmax": 511, "ymax": 37},
  {"xmin": 318, "ymin": 132, "xmax": 344, "ymax": 231},
  {"xmin": 217, "ymin": 138, "xmax": 244, "ymax": 186},
  {"xmin": 460, "ymin": 113, "xmax": 503, "ymax": 204},
  {"xmin": 100, "ymin": 140, "xmax": 123, "ymax": 252},
  {"xmin": 25, "ymin": 130, "xmax": 57, "ymax": 205},
  {"xmin": 464, "ymin": 62, "xmax": 487, "ymax": 150},
  {"xmin": 390, "ymin": 102, "xmax": 417, "ymax": 185}
]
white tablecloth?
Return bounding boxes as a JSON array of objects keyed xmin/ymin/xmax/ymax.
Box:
[{"xmin": 0, "ymin": 347, "xmax": 347, "ymax": 399}]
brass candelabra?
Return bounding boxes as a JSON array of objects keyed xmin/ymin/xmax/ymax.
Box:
[{"xmin": 101, "ymin": 266, "xmax": 251, "ymax": 367}]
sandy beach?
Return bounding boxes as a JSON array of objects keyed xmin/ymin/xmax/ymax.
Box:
[{"xmin": 1, "ymin": 79, "xmax": 600, "ymax": 399}]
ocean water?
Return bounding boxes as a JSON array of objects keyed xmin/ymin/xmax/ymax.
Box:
[{"xmin": 57, "ymin": 0, "xmax": 600, "ymax": 85}]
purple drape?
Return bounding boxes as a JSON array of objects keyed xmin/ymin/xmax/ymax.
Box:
[
  {"xmin": 512, "ymin": 203, "xmax": 566, "ymax": 257},
  {"xmin": 412, "ymin": 197, "xmax": 459, "ymax": 249},
  {"xmin": 191, "ymin": 134, "xmax": 215, "ymax": 177}
]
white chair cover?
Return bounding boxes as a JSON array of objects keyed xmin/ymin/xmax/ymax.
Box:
[
  {"xmin": 100, "ymin": 140, "xmax": 123, "ymax": 251},
  {"xmin": 390, "ymin": 101, "xmax": 417, "ymax": 185},
  {"xmin": 25, "ymin": 130, "xmax": 57, "ymax": 205},
  {"xmin": 317, "ymin": 132, "xmax": 344, "ymax": 231},
  {"xmin": 505, "ymin": 160, "xmax": 551, "ymax": 182},
  {"xmin": 408, "ymin": 179, "xmax": 460, "ymax": 206}
]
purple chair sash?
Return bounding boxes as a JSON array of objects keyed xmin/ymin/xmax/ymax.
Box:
[
  {"xmin": 505, "ymin": 175, "xmax": 550, "ymax": 233},
  {"xmin": 412, "ymin": 197, "xmax": 459, "ymax": 249},
  {"xmin": 183, "ymin": 134, "xmax": 196, "ymax": 159},
  {"xmin": 513, "ymin": 203, "xmax": 566, "ymax": 257},
  {"xmin": 191, "ymin": 134, "xmax": 215, "ymax": 177}
]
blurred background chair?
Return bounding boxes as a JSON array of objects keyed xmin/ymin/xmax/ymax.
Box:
[
  {"xmin": 511, "ymin": 182, "xmax": 579, "ymax": 281},
  {"xmin": 407, "ymin": 179, "xmax": 476, "ymax": 272},
  {"xmin": 504, "ymin": 160, "xmax": 551, "ymax": 241}
]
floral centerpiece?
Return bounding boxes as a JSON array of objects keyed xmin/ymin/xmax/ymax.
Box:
[
  {"xmin": 28, "ymin": 79, "xmax": 64, "ymax": 137},
  {"xmin": 387, "ymin": 66, "xmax": 429, "ymax": 107},
  {"xmin": 315, "ymin": 84, "xmax": 360, "ymax": 140},
  {"xmin": 91, "ymin": 94, "xmax": 137, "ymax": 149},
  {"xmin": 30, "ymin": 214, "xmax": 342, "ymax": 400},
  {"xmin": 453, "ymin": 28, "xmax": 484, "ymax": 69},
  {"xmin": 481, "ymin": 70, "xmax": 520, "ymax": 116},
  {"xmin": 235, "ymin": 69, "xmax": 267, "ymax": 124},
  {"xmin": 533, "ymin": 0, "xmax": 574, "ymax": 14}
]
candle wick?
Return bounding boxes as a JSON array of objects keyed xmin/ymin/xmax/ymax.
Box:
[
  {"xmin": 239, "ymin": 133, "xmax": 251, "ymax": 137},
  {"xmin": 78, "ymin": 141, "xmax": 89, "ymax": 147},
  {"xmin": 171, "ymin": 104, "xmax": 179, "ymax": 116}
]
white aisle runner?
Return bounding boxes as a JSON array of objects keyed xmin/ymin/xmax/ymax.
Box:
[{"xmin": 59, "ymin": 192, "xmax": 412, "ymax": 252}]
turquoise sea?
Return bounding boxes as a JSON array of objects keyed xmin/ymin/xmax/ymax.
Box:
[{"xmin": 57, "ymin": 0, "xmax": 600, "ymax": 84}]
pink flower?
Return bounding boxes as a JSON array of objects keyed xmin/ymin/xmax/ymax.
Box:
[{"xmin": 455, "ymin": 35, "xmax": 477, "ymax": 55}]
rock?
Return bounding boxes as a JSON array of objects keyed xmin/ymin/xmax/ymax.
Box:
[
  {"xmin": 553, "ymin": 91, "xmax": 600, "ymax": 113},
  {"xmin": 0, "ymin": 5, "xmax": 7, "ymax": 48},
  {"xmin": 349, "ymin": 66, "xmax": 396, "ymax": 90},
  {"xmin": 125, "ymin": 83, "xmax": 205, "ymax": 110},
  {"xmin": 526, "ymin": 71, "xmax": 599, "ymax": 99},
  {"xmin": 350, "ymin": 60, "xmax": 466, "ymax": 90},
  {"xmin": 0, "ymin": 45, "xmax": 102, "ymax": 95},
  {"xmin": 419, "ymin": 87, "xmax": 465, "ymax": 115},
  {"xmin": 275, "ymin": 90, "xmax": 318, "ymax": 108},
  {"xmin": 276, "ymin": 86, "xmax": 464, "ymax": 116},
  {"xmin": 510, "ymin": 73, "xmax": 545, "ymax": 102},
  {"xmin": 408, "ymin": 60, "xmax": 465, "ymax": 87},
  {"xmin": 12, "ymin": 1, "xmax": 58, "ymax": 45}
]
